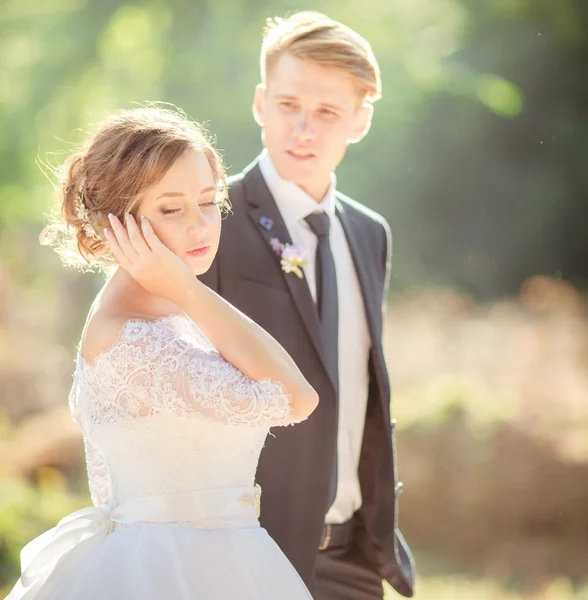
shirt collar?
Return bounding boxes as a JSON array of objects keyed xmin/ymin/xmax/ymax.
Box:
[{"xmin": 258, "ymin": 150, "xmax": 337, "ymax": 228}]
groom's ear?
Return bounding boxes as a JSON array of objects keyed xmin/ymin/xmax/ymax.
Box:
[
  {"xmin": 252, "ymin": 84, "xmax": 267, "ymax": 127},
  {"xmin": 348, "ymin": 103, "xmax": 373, "ymax": 145}
]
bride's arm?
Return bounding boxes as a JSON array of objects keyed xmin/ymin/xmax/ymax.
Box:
[
  {"xmin": 105, "ymin": 214, "xmax": 318, "ymax": 422},
  {"xmin": 177, "ymin": 278, "xmax": 317, "ymax": 421}
]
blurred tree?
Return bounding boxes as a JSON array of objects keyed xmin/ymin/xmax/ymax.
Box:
[{"xmin": 0, "ymin": 0, "xmax": 586, "ymax": 299}]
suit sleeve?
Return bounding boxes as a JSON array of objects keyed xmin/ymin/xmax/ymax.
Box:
[{"xmin": 381, "ymin": 218, "xmax": 393, "ymax": 318}]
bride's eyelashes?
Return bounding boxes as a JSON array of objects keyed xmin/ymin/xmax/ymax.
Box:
[{"xmin": 160, "ymin": 201, "xmax": 219, "ymax": 216}]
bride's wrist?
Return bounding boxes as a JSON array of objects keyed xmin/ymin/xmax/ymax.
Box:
[{"xmin": 175, "ymin": 277, "xmax": 204, "ymax": 310}]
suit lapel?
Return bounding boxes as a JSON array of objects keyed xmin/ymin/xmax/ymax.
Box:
[
  {"xmin": 243, "ymin": 164, "xmax": 335, "ymax": 389},
  {"xmin": 336, "ymin": 200, "xmax": 381, "ymax": 353},
  {"xmin": 337, "ymin": 199, "xmax": 395, "ymax": 443}
]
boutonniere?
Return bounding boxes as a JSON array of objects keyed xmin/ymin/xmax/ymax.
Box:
[{"xmin": 269, "ymin": 237, "xmax": 309, "ymax": 279}]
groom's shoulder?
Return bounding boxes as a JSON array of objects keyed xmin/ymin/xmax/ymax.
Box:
[
  {"xmin": 225, "ymin": 160, "xmax": 259, "ymax": 209},
  {"xmin": 336, "ymin": 190, "xmax": 390, "ymax": 234},
  {"xmin": 226, "ymin": 171, "xmax": 247, "ymax": 198},
  {"xmin": 223, "ymin": 168, "xmax": 252, "ymax": 221},
  {"xmin": 227, "ymin": 170, "xmax": 246, "ymax": 188},
  {"xmin": 227, "ymin": 158, "xmax": 260, "ymax": 189}
]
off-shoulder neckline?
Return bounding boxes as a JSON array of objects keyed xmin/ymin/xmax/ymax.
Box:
[{"xmin": 79, "ymin": 313, "xmax": 202, "ymax": 371}]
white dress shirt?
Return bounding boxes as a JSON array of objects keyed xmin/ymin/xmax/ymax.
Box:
[{"xmin": 259, "ymin": 151, "xmax": 371, "ymax": 524}]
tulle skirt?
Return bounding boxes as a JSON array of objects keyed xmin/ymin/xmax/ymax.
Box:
[
  {"xmin": 6, "ymin": 486, "xmax": 312, "ymax": 599},
  {"xmin": 9, "ymin": 525, "xmax": 312, "ymax": 599}
]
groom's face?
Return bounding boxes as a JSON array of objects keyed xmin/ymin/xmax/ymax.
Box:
[{"xmin": 254, "ymin": 53, "xmax": 372, "ymax": 201}]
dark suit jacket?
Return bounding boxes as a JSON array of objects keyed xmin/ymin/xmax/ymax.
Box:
[{"xmin": 199, "ymin": 161, "xmax": 415, "ymax": 597}]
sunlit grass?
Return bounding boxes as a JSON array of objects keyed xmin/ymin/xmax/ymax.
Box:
[
  {"xmin": 0, "ymin": 471, "xmax": 88, "ymax": 595},
  {"xmin": 384, "ymin": 577, "xmax": 588, "ymax": 599}
]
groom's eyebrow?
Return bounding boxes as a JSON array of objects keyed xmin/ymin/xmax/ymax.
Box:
[{"xmin": 273, "ymin": 94, "xmax": 344, "ymax": 112}]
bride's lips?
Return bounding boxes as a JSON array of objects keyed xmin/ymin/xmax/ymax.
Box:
[{"xmin": 185, "ymin": 245, "xmax": 210, "ymax": 258}]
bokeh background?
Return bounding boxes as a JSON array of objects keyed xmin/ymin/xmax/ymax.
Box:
[{"xmin": 1, "ymin": 0, "xmax": 587, "ymax": 598}]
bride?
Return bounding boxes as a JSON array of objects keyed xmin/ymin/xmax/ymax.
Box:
[{"xmin": 7, "ymin": 106, "xmax": 318, "ymax": 599}]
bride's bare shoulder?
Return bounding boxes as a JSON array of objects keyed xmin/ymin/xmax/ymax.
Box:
[
  {"xmin": 81, "ymin": 274, "xmax": 177, "ymax": 364},
  {"xmin": 81, "ymin": 308, "xmax": 159, "ymax": 365},
  {"xmin": 80, "ymin": 310, "xmax": 126, "ymax": 365}
]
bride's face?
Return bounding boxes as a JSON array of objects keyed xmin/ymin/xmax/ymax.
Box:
[{"xmin": 137, "ymin": 149, "xmax": 222, "ymax": 275}]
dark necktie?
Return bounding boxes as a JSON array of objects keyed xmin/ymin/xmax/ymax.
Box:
[
  {"xmin": 305, "ymin": 212, "xmax": 339, "ymax": 394},
  {"xmin": 305, "ymin": 211, "xmax": 339, "ymax": 506},
  {"xmin": 305, "ymin": 211, "xmax": 339, "ymax": 507}
]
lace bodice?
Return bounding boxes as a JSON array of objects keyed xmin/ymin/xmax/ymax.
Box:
[{"xmin": 68, "ymin": 314, "xmax": 296, "ymax": 514}]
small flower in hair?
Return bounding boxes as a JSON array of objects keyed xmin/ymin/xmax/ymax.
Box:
[{"xmin": 75, "ymin": 182, "xmax": 101, "ymax": 241}]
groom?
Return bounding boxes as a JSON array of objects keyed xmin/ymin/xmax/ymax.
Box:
[{"xmin": 200, "ymin": 11, "xmax": 415, "ymax": 599}]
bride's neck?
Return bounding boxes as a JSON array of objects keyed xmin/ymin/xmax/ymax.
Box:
[{"xmin": 103, "ymin": 268, "xmax": 181, "ymax": 318}]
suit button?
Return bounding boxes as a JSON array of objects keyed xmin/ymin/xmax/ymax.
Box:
[
  {"xmin": 390, "ymin": 419, "xmax": 397, "ymax": 430},
  {"xmin": 395, "ymin": 481, "xmax": 404, "ymax": 495}
]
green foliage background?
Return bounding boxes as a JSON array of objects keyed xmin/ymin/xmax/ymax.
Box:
[{"xmin": 1, "ymin": 1, "xmax": 587, "ymax": 598}]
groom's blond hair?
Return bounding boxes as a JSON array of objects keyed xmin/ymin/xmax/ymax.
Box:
[{"xmin": 260, "ymin": 11, "xmax": 382, "ymax": 104}]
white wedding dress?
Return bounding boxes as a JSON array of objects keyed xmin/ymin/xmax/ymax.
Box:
[{"xmin": 7, "ymin": 314, "xmax": 313, "ymax": 599}]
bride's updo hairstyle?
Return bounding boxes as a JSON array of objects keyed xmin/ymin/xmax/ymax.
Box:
[{"xmin": 41, "ymin": 106, "xmax": 229, "ymax": 271}]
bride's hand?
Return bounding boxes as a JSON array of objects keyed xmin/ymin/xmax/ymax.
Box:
[{"xmin": 104, "ymin": 213, "xmax": 197, "ymax": 304}]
